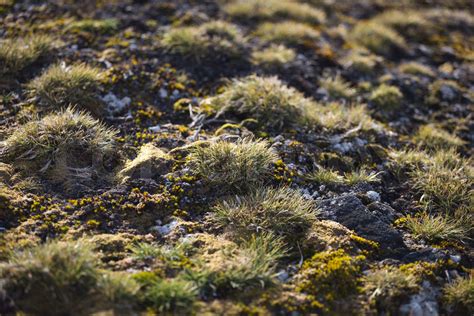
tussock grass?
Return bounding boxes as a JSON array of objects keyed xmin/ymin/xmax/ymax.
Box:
[
  {"xmin": 203, "ymin": 75, "xmax": 317, "ymax": 130},
  {"xmin": 0, "ymin": 108, "xmax": 117, "ymax": 194},
  {"xmin": 319, "ymin": 75, "xmax": 356, "ymax": 99},
  {"xmin": 141, "ymin": 278, "xmax": 197, "ymax": 313},
  {"xmin": 0, "ymin": 35, "xmax": 55, "ymax": 77},
  {"xmin": 344, "ymin": 168, "xmax": 381, "ymax": 185},
  {"xmin": 65, "ymin": 18, "xmax": 118, "ymax": 34},
  {"xmin": 161, "ymin": 20, "xmax": 246, "ymax": 62},
  {"xmin": 350, "ymin": 22, "xmax": 406, "ymax": 57},
  {"xmin": 27, "ymin": 63, "xmax": 104, "ymax": 116},
  {"xmin": 443, "ymin": 275, "xmax": 474, "ymax": 314},
  {"xmin": 209, "ymin": 187, "xmax": 317, "ymax": 243},
  {"xmin": 404, "ymin": 212, "xmax": 471, "ymax": 242},
  {"xmin": 223, "ymin": 0, "xmax": 326, "ymax": 24},
  {"xmin": 255, "ymin": 21, "xmax": 320, "ymax": 46},
  {"xmin": 0, "ymin": 240, "xmax": 138, "ymax": 315},
  {"xmin": 185, "ymin": 233, "xmax": 287, "ymax": 295},
  {"xmin": 342, "ymin": 50, "xmax": 382, "ymax": 75},
  {"xmin": 188, "ymin": 138, "xmax": 277, "ymax": 193},
  {"xmin": 371, "ymin": 10, "xmax": 430, "ymax": 40},
  {"xmin": 399, "ymin": 62, "xmax": 435, "ymax": 78},
  {"xmin": 425, "ymin": 79, "xmax": 463, "ymax": 105},
  {"xmin": 414, "ymin": 124, "xmax": 465, "ymax": 149},
  {"xmin": 251, "ymin": 44, "xmax": 296, "ymax": 69},
  {"xmin": 307, "ymin": 167, "xmax": 344, "ymax": 185},
  {"xmin": 370, "ymin": 84, "xmax": 403, "ymax": 110},
  {"xmin": 363, "ymin": 266, "xmax": 418, "ymax": 311}
]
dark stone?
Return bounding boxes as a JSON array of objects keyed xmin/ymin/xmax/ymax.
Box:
[{"xmin": 317, "ymin": 194, "xmax": 407, "ymax": 255}]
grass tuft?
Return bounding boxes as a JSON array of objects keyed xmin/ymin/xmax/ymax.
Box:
[
  {"xmin": 224, "ymin": 0, "xmax": 325, "ymax": 24},
  {"xmin": 1, "ymin": 107, "xmax": 117, "ymax": 194},
  {"xmin": 404, "ymin": 212, "xmax": 471, "ymax": 242},
  {"xmin": 414, "ymin": 124, "xmax": 465, "ymax": 150},
  {"xmin": 0, "ymin": 35, "xmax": 55, "ymax": 78},
  {"xmin": 370, "ymin": 84, "xmax": 403, "ymax": 110},
  {"xmin": 27, "ymin": 63, "xmax": 104, "ymax": 116},
  {"xmin": 350, "ymin": 22, "xmax": 406, "ymax": 57},
  {"xmin": 65, "ymin": 18, "xmax": 118, "ymax": 34},
  {"xmin": 319, "ymin": 74, "xmax": 356, "ymax": 100},
  {"xmin": 161, "ymin": 20, "xmax": 246, "ymax": 62},
  {"xmin": 255, "ymin": 21, "xmax": 320, "ymax": 46},
  {"xmin": 251, "ymin": 44, "xmax": 296, "ymax": 69},
  {"xmin": 443, "ymin": 275, "xmax": 474, "ymax": 314},
  {"xmin": 187, "ymin": 138, "xmax": 277, "ymax": 193},
  {"xmin": 209, "ymin": 186, "xmax": 317, "ymax": 243}
]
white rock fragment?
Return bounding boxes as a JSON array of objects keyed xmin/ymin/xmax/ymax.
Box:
[
  {"xmin": 150, "ymin": 220, "xmax": 179, "ymax": 236},
  {"xmin": 102, "ymin": 92, "xmax": 131, "ymax": 114},
  {"xmin": 366, "ymin": 191, "xmax": 381, "ymax": 202}
]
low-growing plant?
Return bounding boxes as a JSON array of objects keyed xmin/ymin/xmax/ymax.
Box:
[
  {"xmin": 161, "ymin": 20, "xmax": 246, "ymax": 62},
  {"xmin": 187, "ymin": 138, "xmax": 277, "ymax": 194},
  {"xmin": 316, "ymin": 102, "xmax": 377, "ymax": 131},
  {"xmin": 350, "ymin": 22, "xmax": 406, "ymax": 57},
  {"xmin": 342, "ymin": 50, "xmax": 382, "ymax": 75},
  {"xmin": 344, "ymin": 168, "xmax": 381, "ymax": 185},
  {"xmin": 443, "ymin": 275, "xmax": 474, "ymax": 314},
  {"xmin": 223, "ymin": 0, "xmax": 325, "ymax": 24},
  {"xmin": 254, "ymin": 21, "xmax": 320, "ymax": 46},
  {"xmin": 0, "ymin": 35, "xmax": 55, "ymax": 78},
  {"xmin": 209, "ymin": 187, "xmax": 317, "ymax": 243},
  {"xmin": 65, "ymin": 18, "xmax": 118, "ymax": 34},
  {"xmin": 399, "ymin": 62, "xmax": 435, "ymax": 78},
  {"xmin": 203, "ymin": 75, "xmax": 318, "ymax": 130},
  {"xmin": 370, "ymin": 84, "xmax": 403, "ymax": 110},
  {"xmin": 27, "ymin": 63, "xmax": 105, "ymax": 116},
  {"xmin": 119, "ymin": 143, "xmax": 173, "ymax": 181},
  {"xmin": 184, "ymin": 233, "xmax": 287, "ymax": 296},
  {"xmin": 251, "ymin": 44, "xmax": 296, "ymax": 69},
  {"xmin": 372, "ymin": 10, "xmax": 431, "ymax": 41},
  {"xmin": 425, "ymin": 79, "xmax": 463, "ymax": 105},
  {"xmin": 414, "ymin": 124, "xmax": 465, "ymax": 149},
  {"xmin": 0, "ymin": 240, "xmax": 138, "ymax": 315},
  {"xmin": 410, "ymin": 150, "xmax": 472, "ymax": 213},
  {"xmin": 363, "ymin": 266, "xmax": 418, "ymax": 313},
  {"xmin": 141, "ymin": 278, "xmax": 197, "ymax": 313},
  {"xmin": 404, "ymin": 212, "xmax": 471, "ymax": 242},
  {"xmin": 307, "ymin": 167, "xmax": 344, "ymax": 185},
  {"xmin": 0, "ymin": 108, "xmax": 118, "ymax": 194},
  {"xmin": 319, "ymin": 74, "xmax": 356, "ymax": 99}
]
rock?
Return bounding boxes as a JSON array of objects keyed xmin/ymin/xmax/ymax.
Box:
[
  {"xmin": 317, "ymin": 194, "xmax": 406, "ymax": 254},
  {"xmin": 102, "ymin": 92, "xmax": 131, "ymax": 115},
  {"xmin": 399, "ymin": 281, "xmax": 439, "ymax": 316},
  {"xmin": 366, "ymin": 191, "xmax": 381, "ymax": 202}
]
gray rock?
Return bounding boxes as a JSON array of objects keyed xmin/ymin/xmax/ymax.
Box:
[{"xmin": 317, "ymin": 194, "xmax": 406, "ymax": 253}]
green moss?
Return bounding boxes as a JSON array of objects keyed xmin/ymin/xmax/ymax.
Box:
[
  {"xmin": 251, "ymin": 44, "xmax": 296, "ymax": 69},
  {"xmin": 255, "ymin": 21, "xmax": 320, "ymax": 46},
  {"xmin": 65, "ymin": 19, "xmax": 118, "ymax": 34},
  {"xmin": 350, "ymin": 22, "xmax": 406, "ymax": 57}
]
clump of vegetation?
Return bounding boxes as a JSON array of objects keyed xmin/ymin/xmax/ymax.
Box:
[
  {"xmin": 0, "ymin": 108, "xmax": 117, "ymax": 194},
  {"xmin": 119, "ymin": 143, "xmax": 173, "ymax": 181},
  {"xmin": 414, "ymin": 124, "xmax": 465, "ymax": 149},
  {"xmin": 65, "ymin": 18, "xmax": 118, "ymax": 34},
  {"xmin": 372, "ymin": 10, "xmax": 431, "ymax": 40},
  {"xmin": 307, "ymin": 167, "xmax": 344, "ymax": 185},
  {"xmin": 295, "ymin": 249, "xmax": 366, "ymax": 312},
  {"xmin": 209, "ymin": 187, "xmax": 317, "ymax": 243},
  {"xmin": 185, "ymin": 233, "xmax": 287, "ymax": 296},
  {"xmin": 27, "ymin": 63, "xmax": 105, "ymax": 116},
  {"xmin": 425, "ymin": 79, "xmax": 464, "ymax": 105},
  {"xmin": 344, "ymin": 168, "xmax": 381, "ymax": 185},
  {"xmin": 319, "ymin": 74, "xmax": 356, "ymax": 99},
  {"xmin": 224, "ymin": 0, "xmax": 326, "ymax": 24},
  {"xmin": 255, "ymin": 21, "xmax": 320, "ymax": 46},
  {"xmin": 404, "ymin": 212, "xmax": 471, "ymax": 242},
  {"xmin": 362, "ymin": 266, "xmax": 418, "ymax": 313},
  {"xmin": 203, "ymin": 75, "xmax": 317, "ymax": 130},
  {"xmin": 350, "ymin": 22, "xmax": 406, "ymax": 57},
  {"xmin": 342, "ymin": 50, "xmax": 382, "ymax": 75},
  {"xmin": 187, "ymin": 139, "xmax": 277, "ymax": 193},
  {"xmin": 0, "ymin": 35, "xmax": 55, "ymax": 78},
  {"xmin": 316, "ymin": 102, "xmax": 377, "ymax": 131},
  {"xmin": 443, "ymin": 275, "xmax": 474, "ymax": 314},
  {"xmin": 139, "ymin": 278, "xmax": 197, "ymax": 314},
  {"xmin": 251, "ymin": 44, "xmax": 296, "ymax": 69},
  {"xmin": 410, "ymin": 149, "xmax": 472, "ymax": 213},
  {"xmin": 161, "ymin": 20, "xmax": 246, "ymax": 62},
  {"xmin": 0, "ymin": 240, "xmax": 138, "ymax": 315},
  {"xmin": 370, "ymin": 84, "xmax": 403, "ymax": 109},
  {"xmin": 399, "ymin": 62, "xmax": 435, "ymax": 77}
]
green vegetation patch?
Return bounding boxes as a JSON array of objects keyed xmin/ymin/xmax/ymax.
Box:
[{"xmin": 255, "ymin": 21, "xmax": 320, "ymax": 46}]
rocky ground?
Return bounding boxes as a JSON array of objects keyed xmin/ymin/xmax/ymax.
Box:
[{"xmin": 0, "ymin": 0, "xmax": 473, "ymax": 315}]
